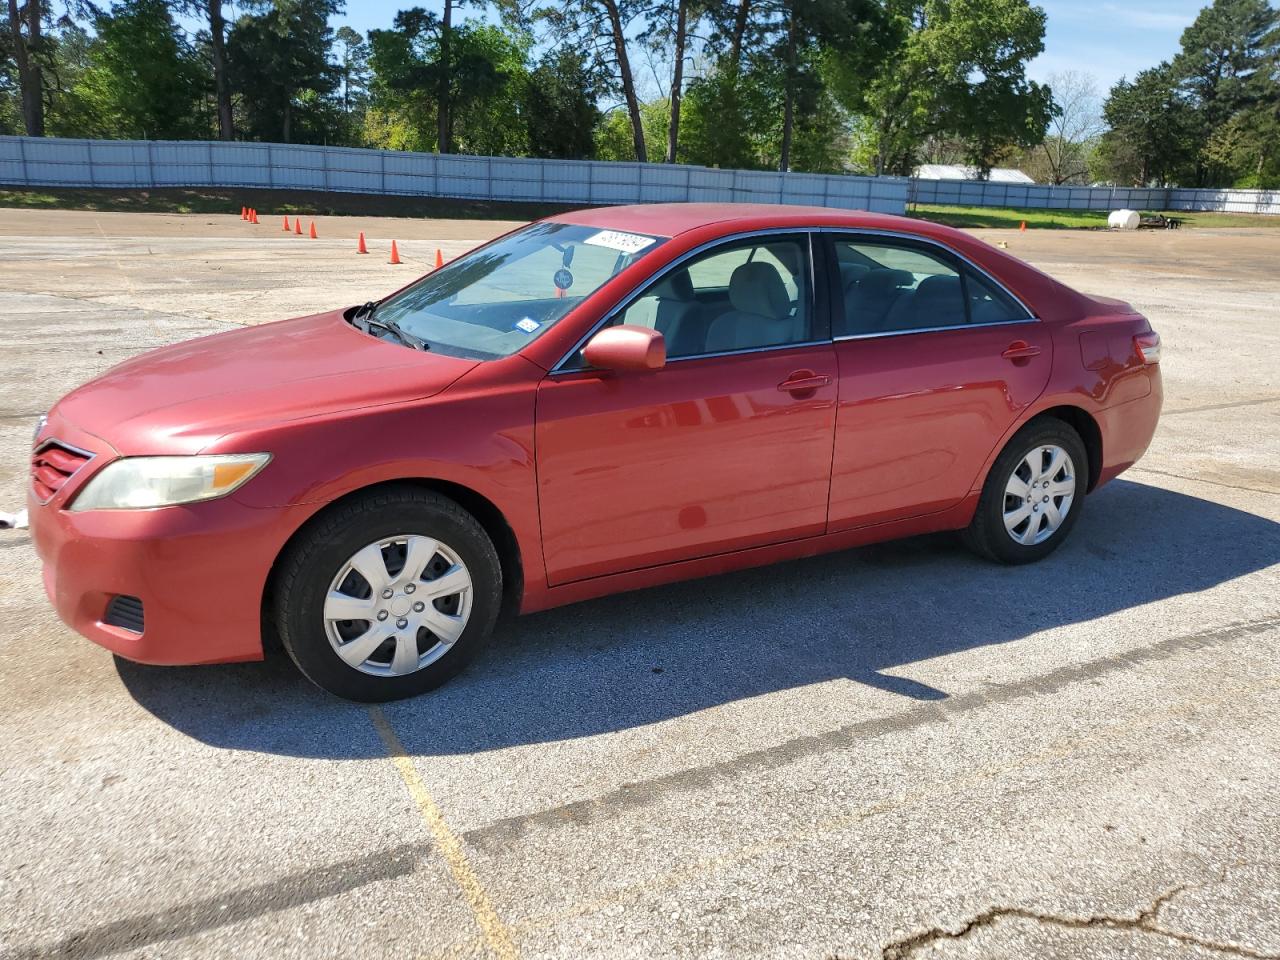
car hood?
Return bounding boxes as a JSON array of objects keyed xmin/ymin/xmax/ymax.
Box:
[{"xmin": 53, "ymin": 310, "xmax": 478, "ymax": 454}]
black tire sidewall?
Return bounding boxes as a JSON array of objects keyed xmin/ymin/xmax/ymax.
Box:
[
  {"xmin": 275, "ymin": 489, "xmax": 502, "ymax": 702},
  {"xmin": 969, "ymin": 419, "xmax": 1089, "ymax": 564}
]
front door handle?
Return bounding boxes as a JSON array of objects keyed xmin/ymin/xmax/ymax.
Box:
[
  {"xmin": 1001, "ymin": 341, "xmax": 1042, "ymax": 361},
  {"xmin": 777, "ymin": 373, "xmax": 832, "ymax": 395}
]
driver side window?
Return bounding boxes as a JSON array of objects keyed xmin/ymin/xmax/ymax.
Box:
[{"xmin": 598, "ymin": 236, "xmax": 813, "ymax": 362}]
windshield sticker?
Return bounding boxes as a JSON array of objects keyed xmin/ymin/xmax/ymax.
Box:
[
  {"xmin": 583, "ymin": 230, "xmax": 656, "ymax": 255},
  {"xmin": 553, "ymin": 268, "xmax": 574, "ymax": 290},
  {"xmin": 514, "ymin": 317, "xmax": 541, "ymax": 334}
]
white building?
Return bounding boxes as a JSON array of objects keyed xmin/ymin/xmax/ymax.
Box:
[{"xmin": 914, "ymin": 164, "xmax": 1036, "ymax": 183}]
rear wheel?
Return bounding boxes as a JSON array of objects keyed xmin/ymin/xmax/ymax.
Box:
[
  {"xmin": 962, "ymin": 418, "xmax": 1088, "ymax": 564},
  {"xmin": 274, "ymin": 487, "xmax": 502, "ymax": 701}
]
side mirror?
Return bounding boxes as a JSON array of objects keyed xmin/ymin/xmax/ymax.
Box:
[{"xmin": 582, "ymin": 325, "xmax": 666, "ymax": 372}]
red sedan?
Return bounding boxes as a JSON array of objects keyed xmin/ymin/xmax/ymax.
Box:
[{"xmin": 28, "ymin": 204, "xmax": 1162, "ymax": 701}]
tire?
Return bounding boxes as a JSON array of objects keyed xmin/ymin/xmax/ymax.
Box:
[
  {"xmin": 273, "ymin": 486, "xmax": 502, "ymax": 702},
  {"xmin": 962, "ymin": 417, "xmax": 1088, "ymax": 565}
]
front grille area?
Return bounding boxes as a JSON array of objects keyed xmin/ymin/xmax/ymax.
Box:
[
  {"xmin": 30, "ymin": 440, "xmax": 92, "ymax": 503},
  {"xmin": 104, "ymin": 595, "xmax": 145, "ymax": 633}
]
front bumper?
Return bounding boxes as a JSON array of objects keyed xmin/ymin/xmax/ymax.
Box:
[{"xmin": 27, "ymin": 422, "xmax": 307, "ymax": 666}]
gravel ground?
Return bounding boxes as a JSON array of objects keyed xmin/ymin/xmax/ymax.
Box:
[{"xmin": 0, "ymin": 210, "xmax": 1277, "ymax": 960}]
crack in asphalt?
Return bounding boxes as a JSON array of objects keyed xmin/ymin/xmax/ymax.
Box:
[
  {"xmin": 0, "ymin": 842, "xmax": 431, "ymax": 960},
  {"xmin": 430, "ymin": 671, "xmax": 1280, "ymax": 960},
  {"xmin": 463, "ymin": 615, "xmax": 1280, "ymax": 852},
  {"xmin": 1162, "ymin": 396, "xmax": 1280, "ymax": 416},
  {"xmin": 1130, "ymin": 466, "xmax": 1280, "ymax": 496},
  {"xmin": 877, "ymin": 875, "xmax": 1280, "ymax": 960},
  {"xmin": 8, "ymin": 617, "xmax": 1279, "ymax": 960}
]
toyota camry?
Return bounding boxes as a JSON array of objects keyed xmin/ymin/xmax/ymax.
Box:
[{"xmin": 28, "ymin": 204, "xmax": 1163, "ymax": 701}]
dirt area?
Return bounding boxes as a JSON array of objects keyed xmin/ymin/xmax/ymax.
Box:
[{"xmin": 0, "ymin": 209, "xmax": 1276, "ymax": 960}]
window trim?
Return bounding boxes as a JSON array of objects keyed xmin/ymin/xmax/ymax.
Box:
[
  {"xmin": 819, "ymin": 228, "xmax": 1038, "ymax": 342},
  {"xmin": 550, "ymin": 228, "xmax": 823, "ymax": 374}
]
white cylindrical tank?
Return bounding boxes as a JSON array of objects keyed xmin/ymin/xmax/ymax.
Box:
[{"xmin": 1108, "ymin": 209, "xmax": 1141, "ymax": 230}]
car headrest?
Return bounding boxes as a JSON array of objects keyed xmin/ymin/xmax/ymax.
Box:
[
  {"xmin": 651, "ymin": 267, "xmax": 694, "ymax": 301},
  {"xmin": 728, "ymin": 261, "xmax": 790, "ymax": 320},
  {"xmin": 863, "ymin": 268, "xmax": 914, "ymax": 294},
  {"xmin": 839, "ymin": 263, "xmax": 870, "ymax": 291},
  {"xmin": 913, "ymin": 274, "xmax": 963, "ymax": 305}
]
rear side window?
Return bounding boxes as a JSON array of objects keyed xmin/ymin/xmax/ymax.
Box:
[
  {"xmin": 966, "ymin": 272, "xmax": 1029, "ymax": 325},
  {"xmin": 832, "ymin": 237, "xmax": 1030, "ymax": 337}
]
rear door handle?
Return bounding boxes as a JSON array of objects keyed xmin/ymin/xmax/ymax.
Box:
[
  {"xmin": 777, "ymin": 373, "xmax": 832, "ymax": 394},
  {"xmin": 1001, "ymin": 341, "xmax": 1042, "ymax": 361}
]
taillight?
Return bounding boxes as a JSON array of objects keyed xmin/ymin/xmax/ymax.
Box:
[{"xmin": 1134, "ymin": 331, "xmax": 1161, "ymax": 364}]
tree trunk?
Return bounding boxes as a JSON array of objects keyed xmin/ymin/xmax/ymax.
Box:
[
  {"xmin": 729, "ymin": 0, "xmax": 752, "ymax": 70},
  {"xmin": 603, "ymin": 0, "xmax": 646, "ymax": 162},
  {"xmin": 208, "ymin": 0, "xmax": 233, "ymax": 140},
  {"xmin": 665, "ymin": 0, "xmax": 687, "ymax": 163},
  {"xmin": 282, "ymin": 96, "xmax": 292, "ymax": 143},
  {"xmin": 779, "ymin": 10, "xmax": 796, "ymax": 172},
  {"xmin": 437, "ymin": 0, "xmax": 453, "ymax": 153},
  {"xmin": 8, "ymin": 0, "xmax": 44, "ymax": 137}
]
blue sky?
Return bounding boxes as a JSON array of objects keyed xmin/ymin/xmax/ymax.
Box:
[{"xmin": 1027, "ymin": 0, "xmax": 1204, "ymax": 87}]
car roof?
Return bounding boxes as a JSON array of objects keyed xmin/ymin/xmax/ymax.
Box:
[{"xmin": 547, "ymin": 202, "xmax": 955, "ymax": 242}]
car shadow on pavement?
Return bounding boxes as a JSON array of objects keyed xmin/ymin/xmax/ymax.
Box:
[{"xmin": 116, "ymin": 479, "xmax": 1280, "ymax": 759}]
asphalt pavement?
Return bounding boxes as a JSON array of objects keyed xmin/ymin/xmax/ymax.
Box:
[{"xmin": 0, "ymin": 212, "xmax": 1277, "ymax": 960}]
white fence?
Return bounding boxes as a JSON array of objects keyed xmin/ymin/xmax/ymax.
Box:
[
  {"xmin": 908, "ymin": 176, "xmax": 1280, "ymax": 216},
  {"xmin": 4, "ymin": 136, "xmax": 1275, "ymax": 217},
  {"xmin": 0, "ymin": 136, "xmax": 907, "ymax": 214}
]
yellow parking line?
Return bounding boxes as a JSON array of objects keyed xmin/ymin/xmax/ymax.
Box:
[{"xmin": 370, "ymin": 706, "xmax": 518, "ymax": 960}]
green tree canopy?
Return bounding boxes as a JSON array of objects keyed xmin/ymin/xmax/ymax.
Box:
[
  {"xmin": 1096, "ymin": 0, "xmax": 1279, "ymax": 187},
  {"xmin": 227, "ymin": 0, "xmax": 343, "ymax": 143},
  {"xmin": 1172, "ymin": 0, "xmax": 1279, "ymax": 184},
  {"xmin": 368, "ymin": 8, "xmax": 527, "ymax": 154},
  {"xmin": 1096, "ymin": 64, "xmax": 1199, "ymax": 186},
  {"xmin": 524, "ymin": 48, "xmax": 602, "ymax": 159},
  {"xmin": 847, "ymin": 0, "xmax": 1053, "ymax": 176},
  {"xmin": 65, "ymin": 0, "xmax": 208, "ymax": 140}
]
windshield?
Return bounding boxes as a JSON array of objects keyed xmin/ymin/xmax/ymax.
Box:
[{"xmin": 372, "ymin": 222, "xmax": 668, "ymax": 359}]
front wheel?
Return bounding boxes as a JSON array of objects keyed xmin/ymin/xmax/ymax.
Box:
[
  {"xmin": 273, "ymin": 487, "xmax": 502, "ymax": 702},
  {"xmin": 962, "ymin": 418, "xmax": 1088, "ymax": 564}
]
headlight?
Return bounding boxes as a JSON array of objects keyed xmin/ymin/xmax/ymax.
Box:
[
  {"xmin": 69, "ymin": 454, "xmax": 271, "ymax": 511},
  {"xmin": 32, "ymin": 413, "xmax": 47, "ymax": 447}
]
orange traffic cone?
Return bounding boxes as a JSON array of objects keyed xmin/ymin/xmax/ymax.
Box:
[
  {"xmin": 389, "ymin": 241, "xmax": 402, "ymax": 265},
  {"xmin": 250, "ymin": 208, "xmax": 259, "ymax": 224},
  {"xmin": 1019, "ymin": 220, "xmax": 1027, "ymax": 232},
  {"xmin": 357, "ymin": 232, "xmax": 368, "ymax": 254},
  {"xmin": 294, "ymin": 217, "xmax": 302, "ymax": 235},
  {"xmin": 309, "ymin": 221, "xmax": 318, "ymax": 239},
  {"xmin": 434, "ymin": 248, "xmax": 444, "ymax": 269},
  {"xmin": 282, "ymin": 215, "xmax": 290, "ymax": 231},
  {"xmin": 240, "ymin": 206, "xmax": 247, "ymax": 220}
]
